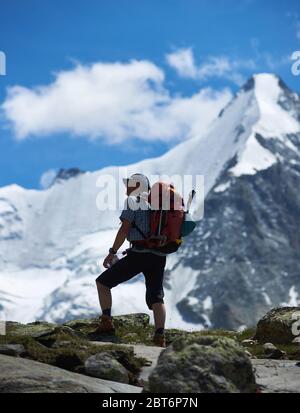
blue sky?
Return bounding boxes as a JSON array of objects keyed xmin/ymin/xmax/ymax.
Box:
[{"xmin": 0, "ymin": 0, "xmax": 299, "ymax": 189}]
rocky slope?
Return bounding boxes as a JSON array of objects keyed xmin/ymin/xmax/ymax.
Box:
[{"xmin": 0, "ymin": 308, "xmax": 299, "ymax": 393}]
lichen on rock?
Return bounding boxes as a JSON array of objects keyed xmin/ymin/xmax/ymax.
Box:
[
  {"xmin": 147, "ymin": 335, "xmax": 256, "ymax": 393},
  {"xmin": 85, "ymin": 352, "xmax": 129, "ymax": 383},
  {"xmin": 0, "ymin": 315, "xmax": 149, "ymax": 386},
  {"xmin": 254, "ymin": 307, "xmax": 300, "ymax": 344}
]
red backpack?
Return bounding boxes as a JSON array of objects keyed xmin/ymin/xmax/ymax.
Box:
[{"xmin": 132, "ymin": 181, "xmax": 185, "ymax": 254}]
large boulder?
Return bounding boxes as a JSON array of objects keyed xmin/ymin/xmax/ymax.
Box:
[
  {"xmin": 147, "ymin": 335, "xmax": 256, "ymax": 393},
  {"xmin": 263, "ymin": 343, "xmax": 287, "ymax": 360},
  {"xmin": 6, "ymin": 321, "xmax": 57, "ymax": 338},
  {"xmin": 85, "ymin": 352, "xmax": 129, "ymax": 383},
  {"xmin": 254, "ymin": 307, "xmax": 300, "ymax": 344},
  {"xmin": 0, "ymin": 354, "xmax": 141, "ymax": 393}
]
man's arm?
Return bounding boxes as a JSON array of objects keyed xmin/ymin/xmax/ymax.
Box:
[
  {"xmin": 111, "ymin": 219, "xmax": 131, "ymax": 252},
  {"xmin": 103, "ymin": 219, "xmax": 131, "ymax": 268}
]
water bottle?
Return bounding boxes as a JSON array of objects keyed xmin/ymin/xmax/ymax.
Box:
[{"xmin": 110, "ymin": 254, "xmax": 120, "ymax": 266}]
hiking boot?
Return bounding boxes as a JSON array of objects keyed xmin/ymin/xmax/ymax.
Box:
[
  {"xmin": 94, "ymin": 315, "xmax": 115, "ymax": 334},
  {"xmin": 153, "ymin": 333, "xmax": 166, "ymax": 348}
]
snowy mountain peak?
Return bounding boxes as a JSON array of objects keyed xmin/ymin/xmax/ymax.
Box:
[
  {"xmin": 253, "ymin": 72, "xmax": 279, "ymax": 83},
  {"xmin": 240, "ymin": 73, "xmax": 299, "ymax": 121},
  {"xmin": 241, "ymin": 73, "xmax": 279, "ymax": 92},
  {"xmin": 227, "ymin": 73, "xmax": 300, "ymax": 177},
  {"xmin": 253, "ymin": 73, "xmax": 283, "ymax": 109},
  {"xmin": 253, "ymin": 74, "xmax": 300, "ymax": 135}
]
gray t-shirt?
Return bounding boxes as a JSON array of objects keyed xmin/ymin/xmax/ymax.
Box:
[
  {"xmin": 119, "ymin": 194, "xmax": 150, "ymax": 242},
  {"xmin": 119, "ymin": 194, "xmax": 167, "ymax": 257}
]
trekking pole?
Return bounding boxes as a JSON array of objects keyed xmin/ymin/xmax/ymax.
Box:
[{"xmin": 186, "ymin": 190, "xmax": 196, "ymax": 213}]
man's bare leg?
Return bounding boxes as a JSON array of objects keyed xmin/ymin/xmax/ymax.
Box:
[
  {"xmin": 152, "ymin": 302, "xmax": 166, "ymax": 347},
  {"xmin": 152, "ymin": 302, "xmax": 166, "ymax": 331},
  {"xmin": 96, "ymin": 281, "xmax": 112, "ymax": 312},
  {"xmin": 94, "ymin": 281, "xmax": 114, "ymax": 333}
]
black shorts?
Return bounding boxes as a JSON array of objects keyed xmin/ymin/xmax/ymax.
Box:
[{"xmin": 96, "ymin": 250, "xmax": 166, "ymax": 310}]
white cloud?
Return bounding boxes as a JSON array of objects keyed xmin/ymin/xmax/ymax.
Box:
[
  {"xmin": 197, "ymin": 56, "xmax": 255, "ymax": 85},
  {"xmin": 1, "ymin": 59, "xmax": 232, "ymax": 143},
  {"xmin": 40, "ymin": 169, "xmax": 57, "ymax": 189},
  {"xmin": 165, "ymin": 48, "xmax": 197, "ymax": 78},
  {"xmin": 158, "ymin": 87, "xmax": 232, "ymax": 140},
  {"xmin": 166, "ymin": 48, "xmax": 256, "ymax": 86}
]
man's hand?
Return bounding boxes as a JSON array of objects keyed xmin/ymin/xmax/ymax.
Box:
[
  {"xmin": 103, "ymin": 253, "xmax": 115, "ymax": 269},
  {"xmin": 103, "ymin": 219, "xmax": 131, "ymax": 269}
]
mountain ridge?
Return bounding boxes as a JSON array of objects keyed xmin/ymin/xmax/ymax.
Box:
[{"xmin": 0, "ymin": 73, "xmax": 299, "ymax": 329}]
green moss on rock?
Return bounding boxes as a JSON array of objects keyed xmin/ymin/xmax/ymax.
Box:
[
  {"xmin": 254, "ymin": 307, "xmax": 300, "ymax": 344},
  {"xmin": 6, "ymin": 321, "xmax": 57, "ymax": 338},
  {"xmin": 0, "ymin": 325, "xmax": 147, "ymax": 385},
  {"xmin": 147, "ymin": 335, "xmax": 256, "ymax": 393},
  {"xmin": 85, "ymin": 352, "xmax": 129, "ymax": 383},
  {"xmin": 63, "ymin": 313, "xmax": 152, "ymax": 344}
]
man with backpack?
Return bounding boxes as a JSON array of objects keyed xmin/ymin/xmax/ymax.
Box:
[{"xmin": 95, "ymin": 173, "xmax": 170, "ymax": 347}]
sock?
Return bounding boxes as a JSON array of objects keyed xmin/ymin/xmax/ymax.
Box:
[
  {"xmin": 102, "ymin": 308, "xmax": 111, "ymax": 317},
  {"xmin": 155, "ymin": 327, "xmax": 165, "ymax": 336}
]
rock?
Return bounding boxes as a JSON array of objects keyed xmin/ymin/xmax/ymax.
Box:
[
  {"xmin": 253, "ymin": 359, "xmax": 300, "ymax": 393},
  {"xmin": 55, "ymin": 168, "xmax": 84, "ymax": 183},
  {"xmin": 263, "ymin": 343, "xmax": 277, "ymax": 352},
  {"xmin": 63, "ymin": 318, "xmax": 98, "ymax": 330},
  {"xmin": 92, "ymin": 342, "xmax": 164, "ymax": 386},
  {"xmin": 113, "ymin": 314, "xmax": 150, "ymax": 329},
  {"xmin": 0, "ymin": 354, "xmax": 141, "ymax": 393},
  {"xmin": 6, "ymin": 321, "xmax": 57, "ymax": 338},
  {"xmin": 263, "ymin": 343, "xmax": 287, "ymax": 360},
  {"xmin": 267, "ymin": 350, "xmax": 287, "ymax": 360},
  {"xmin": 62, "ymin": 318, "xmax": 104, "ymax": 340},
  {"xmin": 63, "ymin": 313, "xmax": 150, "ymax": 338},
  {"xmin": 147, "ymin": 335, "xmax": 256, "ymax": 393},
  {"xmin": 0, "ymin": 344, "xmax": 25, "ymax": 357},
  {"xmin": 292, "ymin": 336, "xmax": 300, "ymax": 344},
  {"xmin": 36, "ymin": 326, "xmax": 84, "ymax": 347},
  {"xmin": 254, "ymin": 307, "xmax": 300, "ymax": 344},
  {"xmin": 55, "ymin": 325, "xmax": 84, "ymax": 338},
  {"xmin": 84, "ymin": 352, "xmax": 129, "ymax": 384},
  {"xmin": 2, "ymin": 319, "xmax": 145, "ymax": 383}
]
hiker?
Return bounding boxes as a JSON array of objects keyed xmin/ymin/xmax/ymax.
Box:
[{"xmin": 95, "ymin": 173, "xmax": 168, "ymax": 348}]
